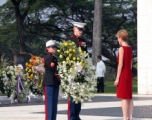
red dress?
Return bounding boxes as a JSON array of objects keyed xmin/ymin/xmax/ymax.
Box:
[{"xmin": 116, "ymin": 46, "xmax": 133, "ymax": 99}]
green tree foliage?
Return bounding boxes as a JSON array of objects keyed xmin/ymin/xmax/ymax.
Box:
[
  {"xmin": 102, "ymin": 0, "xmax": 137, "ymax": 75},
  {"xmin": 0, "ymin": 0, "xmax": 137, "ymax": 75}
]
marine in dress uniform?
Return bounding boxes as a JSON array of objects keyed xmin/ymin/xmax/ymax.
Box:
[
  {"xmin": 43, "ymin": 40, "xmax": 60, "ymax": 120},
  {"xmin": 66, "ymin": 22, "xmax": 87, "ymax": 120},
  {"xmin": 66, "ymin": 22, "xmax": 87, "ymax": 52}
]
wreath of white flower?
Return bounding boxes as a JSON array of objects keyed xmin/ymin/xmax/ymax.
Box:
[
  {"xmin": 57, "ymin": 40, "xmax": 97, "ymax": 103},
  {"xmin": 1, "ymin": 64, "xmax": 27, "ymax": 102}
]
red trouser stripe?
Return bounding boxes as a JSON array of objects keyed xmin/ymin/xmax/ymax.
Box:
[
  {"xmin": 68, "ymin": 99, "xmax": 70, "ymax": 120},
  {"xmin": 44, "ymin": 86, "xmax": 48, "ymax": 120}
]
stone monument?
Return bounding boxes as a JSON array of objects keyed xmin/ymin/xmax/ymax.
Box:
[
  {"xmin": 138, "ymin": 0, "xmax": 152, "ymax": 94},
  {"xmin": 13, "ymin": 54, "xmax": 27, "ymax": 68}
]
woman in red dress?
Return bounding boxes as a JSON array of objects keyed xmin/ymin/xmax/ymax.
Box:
[{"xmin": 114, "ymin": 29, "xmax": 133, "ymax": 120}]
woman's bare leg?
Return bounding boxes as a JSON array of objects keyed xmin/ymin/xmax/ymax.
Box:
[
  {"xmin": 121, "ymin": 99, "xmax": 129, "ymax": 120},
  {"xmin": 128, "ymin": 99, "xmax": 133, "ymax": 120}
]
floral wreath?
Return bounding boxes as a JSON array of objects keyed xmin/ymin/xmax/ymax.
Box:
[
  {"xmin": 0, "ymin": 64, "xmax": 27, "ymax": 102},
  {"xmin": 56, "ymin": 40, "xmax": 97, "ymax": 103},
  {"xmin": 25, "ymin": 55, "xmax": 44, "ymax": 96}
]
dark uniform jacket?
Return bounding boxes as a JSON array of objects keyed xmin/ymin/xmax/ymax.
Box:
[
  {"xmin": 66, "ymin": 35, "xmax": 87, "ymax": 52},
  {"xmin": 42, "ymin": 53, "xmax": 60, "ymax": 86}
]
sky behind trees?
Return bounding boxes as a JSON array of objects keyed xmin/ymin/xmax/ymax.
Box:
[{"xmin": 0, "ymin": 0, "xmax": 6, "ymax": 6}]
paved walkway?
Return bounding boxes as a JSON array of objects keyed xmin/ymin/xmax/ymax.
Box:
[{"xmin": 0, "ymin": 94, "xmax": 152, "ymax": 120}]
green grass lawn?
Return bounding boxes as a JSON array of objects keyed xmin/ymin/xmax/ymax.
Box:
[
  {"xmin": 0, "ymin": 93, "xmax": 6, "ymax": 96},
  {"xmin": 0, "ymin": 91, "xmax": 6, "ymax": 96},
  {"xmin": 0, "ymin": 81, "xmax": 137, "ymax": 96},
  {"xmin": 104, "ymin": 81, "xmax": 137, "ymax": 94}
]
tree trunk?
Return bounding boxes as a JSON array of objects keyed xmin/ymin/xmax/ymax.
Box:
[
  {"xmin": 17, "ymin": 16, "xmax": 26, "ymax": 53},
  {"xmin": 11, "ymin": 0, "xmax": 30, "ymax": 54},
  {"xmin": 14, "ymin": 6, "xmax": 26, "ymax": 53},
  {"xmin": 92, "ymin": 0, "xmax": 102, "ymax": 65}
]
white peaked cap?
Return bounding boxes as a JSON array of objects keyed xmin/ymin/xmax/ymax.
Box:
[
  {"xmin": 46, "ymin": 40, "xmax": 56, "ymax": 47},
  {"xmin": 72, "ymin": 22, "xmax": 86, "ymax": 28}
]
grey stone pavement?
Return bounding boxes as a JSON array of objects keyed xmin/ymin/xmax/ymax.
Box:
[{"xmin": 0, "ymin": 94, "xmax": 152, "ymax": 120}]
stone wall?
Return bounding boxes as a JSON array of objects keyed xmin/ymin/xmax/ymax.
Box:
[{"xmin": 138, "ymin": 0, "xmax": 152, "ymax": 94}]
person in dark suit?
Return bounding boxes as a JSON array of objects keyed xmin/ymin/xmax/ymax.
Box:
[
  {"xmin": 43, "ymin": 40, "xmax": 60, "ymax": 120},
  {"xmin": 66, "ymin": 22, "xmax": 87, "ymax": 120}
]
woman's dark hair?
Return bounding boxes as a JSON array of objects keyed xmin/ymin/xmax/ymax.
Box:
[{"xmin": 97, "ymin": 55, "xmax": 101, "ymax": 60}]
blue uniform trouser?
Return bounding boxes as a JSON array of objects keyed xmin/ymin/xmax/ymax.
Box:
[
  {"xmin": 44, "ymin": 85, "xmax": 59, "ymax": 120},
  {"xmin": 70, "ymin": 98, "xmax": 81, "ymax": 120}
]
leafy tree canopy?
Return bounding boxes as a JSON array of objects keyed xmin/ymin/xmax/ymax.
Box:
[{"xmin": 0, "ymin": 0, "xmax": 137, "ymax": 75}]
